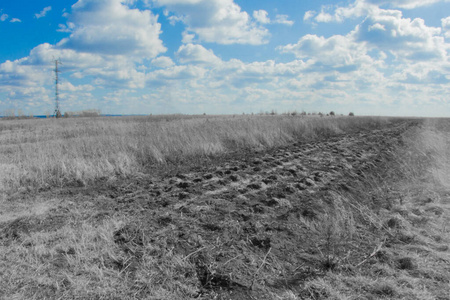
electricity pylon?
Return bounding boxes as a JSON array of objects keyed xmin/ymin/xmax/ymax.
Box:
[{"xmin": 53, "ymin": 59, "xmax": 62, "ymax": 118}]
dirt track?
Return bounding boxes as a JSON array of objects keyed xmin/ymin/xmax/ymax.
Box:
[
  {"xmin": 88, "ymin": 120, "xmax": 415, "ymax": 298},
  {"xmin": 1, "ymin": 119, "xmax": 420, "ymax": 299}
]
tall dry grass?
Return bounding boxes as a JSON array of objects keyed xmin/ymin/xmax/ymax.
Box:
[
  {"xmin": 295, "ymin": 118, "xmax": 450, "ymax": 300},
  {"xmin": 0, "ymin": 115, "xmax": 390, "ymax": 193}
]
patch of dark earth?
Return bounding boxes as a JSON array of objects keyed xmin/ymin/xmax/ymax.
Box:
[{"xmin": 1, "ymin": 120, "xmax": 421, "ymax": 299}]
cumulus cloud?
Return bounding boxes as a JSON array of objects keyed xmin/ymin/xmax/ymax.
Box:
[
  {"xmin": 353, "ymin": 9, "xmax": 446, "ymax": 61},
  {"xmin": 311, "ymin": 1, "xmax": 376, "ymax": 23},
  {"xmin": 274, "ymin": 15, "xmax": 294, "ymax": 26},
  {"xmin": 253, "ymin": 10, "xmax": 293, "ymax": 26},
  {"xmin": 0, "ymin": 60, "xmax": 47, "ymax": 87},
  {"xmin": 253, "ymin": 10, "xmax": 270, "ymax": 24},
  {"xmin": 442, "ymin": 17, "xmax": 450, "ymax": 38},
  {"xmin": 154, "ymin": 0, "xmax": 270, "ymax": 45},
  {"xmin": 176, "ymin": 44, "xmax": 221, "ymax": 65},
  {"xmin": 304, "ymin": 1, "xmax": 449, "ymax": 62},
  {"xmin": 1, "ymin": 42, "xmax": 148, "ymax": 91},
  {"xmin": 151, "ymin": 56, "xmax": 175, "ymax": 68},
  {"xmin": 146, "ymin": 65, "xmax": 207, "ymax": 88},
  {"xmin": 2, "ymin": 0, "xmax": 449, "ymax": 116},
  {"xmin": 364, "ymin": 0, "xmax": 450, "ymax": 9},
  {"xmin": 304, "ymin": 11, "xmax": 316, "ymax": 22},
  {"xmin": 309, "ymin": 0, "xmax": 450, "ymax": 24},
  {"xmin": 1, "ymin": 14, "xmax": 8, "ymax": 21},
  {"xmin": 35, "ymin": 6, "xmax": 52, "ymax": 19},
  {"xmin": 278, "ymin": 34, "xmax": 375, "ymax": 74},
  {"xmin": 57, "ymin": 0, "xmax": 166, "ymax": 59},
  {"xmin": 0, "ymin": 0, "xmax": 168, "ymax": 113},
  {"xmin": 59, "ymin": 82, "xmax": 95, "ymax": 92},
  {"xmin": 279, "ymin": 4, "xmax": 450, "ymax": 113}
]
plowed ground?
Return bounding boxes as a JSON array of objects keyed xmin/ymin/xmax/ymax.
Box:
[{"xmin": 2, "ymin": 119, "xmax": 450, "ymax": 299}]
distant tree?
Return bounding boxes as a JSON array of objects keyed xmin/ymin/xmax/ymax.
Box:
[
  {"xmin": 80, "ymin": 109, "xmax": 100, "ymax": 117},
  {"xmin": 17, "ymin": 109, "xmax": 25, "ymax": 118},
  {"xmin": 329, "ymin": 111, "xmax": 335, "ymax": 116},
  {"xmin": 3, "ymin": 109, "xmax": 15, "ymax": 119},
  {"xmin": 349, "ymin": 112, "xmax": 355, "ymax": 116}
]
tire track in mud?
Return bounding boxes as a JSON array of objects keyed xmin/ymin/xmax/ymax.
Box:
[
  {"xmin": 101, "ymin": 120, "xmax": 416, "ymax": 298},
  {"xmin": 118, "ymin": 121, "xmax": 411, "ymax": 212}
]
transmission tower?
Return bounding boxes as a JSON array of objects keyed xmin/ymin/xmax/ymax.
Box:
[{"xmin": 53, "ymin": 59, "xmax": 62, "ymax": 118}]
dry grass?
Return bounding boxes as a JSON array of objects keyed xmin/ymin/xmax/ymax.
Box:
[
  {"xmin": 0, "ymin": 114, "xmax": 388, "ymax": 194},
  {"xmin": 295, "ymin": 118, "xmax": 450, "ymax": 299},
  {"xmin": 2, "ymin": 115, "xmax": 450, "ymax": 299}
]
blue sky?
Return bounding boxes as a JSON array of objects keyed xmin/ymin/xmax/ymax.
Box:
[{"xmin": 1, "ymin": 0, "xmax": 449, "ymax": 116}]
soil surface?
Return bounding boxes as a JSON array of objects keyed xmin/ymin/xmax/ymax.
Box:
[{"xmin": 1, "ymin": 120, "xmax": 420, "ymax": 299}]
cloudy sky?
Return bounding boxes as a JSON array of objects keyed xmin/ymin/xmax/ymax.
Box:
[{"xmin": 1, "ymin": 0, "xmax": 449, "ymax": 116}]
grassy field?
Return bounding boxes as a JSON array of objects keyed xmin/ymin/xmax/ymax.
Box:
[
  {"xmin": 0, "ymin": 114, "xmax": 388, "ymax": 195},
  {"xmin": 1, "ymin": 115, "xmax": 450, "ymax": 299}
]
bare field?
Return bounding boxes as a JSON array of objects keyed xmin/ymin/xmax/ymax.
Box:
[{"xmin": 1, "ymin": 115, "xmax": 450, "ymax": 299}]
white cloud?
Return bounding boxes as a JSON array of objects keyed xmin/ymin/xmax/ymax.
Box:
[
  {"xmin": 253, "ymin": 10, "xmax": 270, "ymax": 24},
  {"xmin": 10, "ymin": 18, "xmax": 21, "ymax": 23},
  {"xmin": 315, "ymin": 11, "xmax": 334, "ymax": 23},
  {"xmin": 368, "ymin": 23, "xmax": 386, "ymax": 31},
  {"xmin": 0, "ymin": 1, "xmax": 168, "ymax": 113},
  {"xmin": 310, "ymin": 0, "xmax": 450, "ymax": 24},
  {"xmin": 0, "ymin": 42, "xmax": 149, "ymax": 92},
  {"xmin": 253, "ymin": 10, "xmax": 293, "ymax": 26},
  {"xmin": 311, "ymin": 1, "xmax": 376, "ymax": 23},
  {"xmin": 57, "ymin": 0, "xmax": 166, "ymax": 59},
  {"xmin": 151, "ymin": 56, "xmax": 175, "ymax": 68},
  {"xmin": 57, "ymin": 22, "xmax": 75, "ymax": 33},
  {"xmin": 442, "ymin": 17, "xmax": 450, "ymax": 38},
  {"xmin": 35, "ymin": 6, "xmax": 52, "ymax": 19},
  {"xmin": 181, "ymin": 31, "xmax": 195, "ymax": 43},
  {"xmin": 59, "ymin": 82, "xmax": 95, "ymax": 92},
  {"xmin": 304, "ymin": 10, "xmax": 316, "ymax": 22},
  {"xmin": 253, "ymin": 9, "xmax": 270, "ymax": 24},
  {"xmin": 278, "ymin": 34, "xmax": 375, "ymax": 73},
  {"xmin": 365, "ymin": 0, "xmax": 450, "ymax": 9},
  {"xmin": 154, "ymin": 0, "xmax": 270, "ymax": 45},
  {"xmin": 1, "ymin": 14, "xmax": 8, "ymax": 21},
  {"xmin": 176, "ymin": 44, "xmax": 221, "ymax": 65},
  {"xmin": 274, "ymin": 15, "xmax": 294, "ymax": 26},
  {"xmin": 2, "ymin": 0, "xmax": 449, "ymax": 116},
  {"xmin": 353, "ymin": 9, "xmax": 446, "ymax": 61},
  {"xmin": 146, "ymin": 65, "xmax": 207, "ymax": 88}
]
